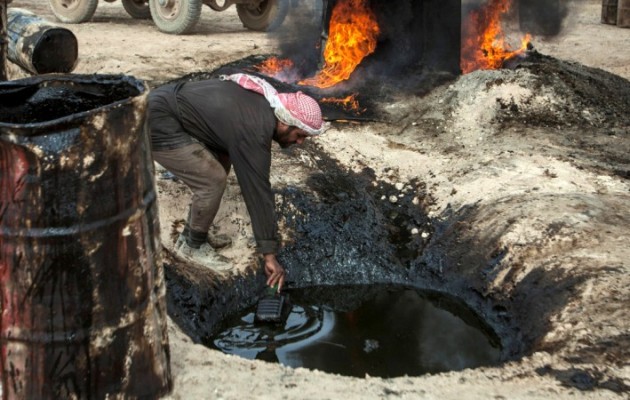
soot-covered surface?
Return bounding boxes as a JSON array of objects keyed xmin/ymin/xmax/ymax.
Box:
[
  {"xmin": 163, "ymin": 142, "xmax": 439, "ymax": 342},
  {"xmin": 162, "ymin": 137, "xmax": 521, "ymax": 365},
  {"xmin": 501, "ymin": 50, "xmax": 630, "ymax": 128},
  {"xmin": 275, "ymin": 143, "xmax": 434, "ymax": 283}
]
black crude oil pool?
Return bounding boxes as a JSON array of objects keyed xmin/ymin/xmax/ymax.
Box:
[{"xmin": 207, "ymin": 284, "xmax": 501, "ymax": 378}]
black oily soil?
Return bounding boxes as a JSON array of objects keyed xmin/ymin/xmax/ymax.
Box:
[{"xmin": 503, "ymin": 51, "xmax": 630, "ymax": 127}]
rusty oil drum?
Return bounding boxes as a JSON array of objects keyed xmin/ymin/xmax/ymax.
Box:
[
  {"xmin": 519, "ymin": 0, "xmax": 563, "ymax": 36},
  {"xmin": 618, "ymin": 0, "xmax": 630, "ymax": 27},
  {"xmin": 0, "ymin": 74, "xmax": 171, "ymax": 399},
  {"xmin": 601, "ymin": 0, "xmax": 618, "ymax": 25}
]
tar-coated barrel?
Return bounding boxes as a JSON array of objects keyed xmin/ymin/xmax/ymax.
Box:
[
  {"xmin": 601, "ymin": 0, "xmax": 618, "ymax": 25},
  {"xmin": 7, "ymin": 8, "xmax": 78, "ymax": 74},
  {"xmin": 618, "ymin": 0, "xmax": 630, "ymax": 27},
  {"xmin": 0, "ymin": 74, "xmax": 171, "ymax": 399},
  {"xmin": 519, "ymin": 0, "xmax": 563, "ymax": 36}
]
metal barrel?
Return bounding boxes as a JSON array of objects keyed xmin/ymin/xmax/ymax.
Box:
[
  {"xmin": 618, "ymin": 0, "xmax": 630, "ymax": 27},
  {"xmin": 7, "ymin": 8, "xmax": 78, "ymax": 74},
  {"xmin": 0, "ymin": 74, "xmax": 172, "ymax": 399},
  {"xmin": 601, "ymin": 0, "xmax": 618, "ymax": 25},
  {"xmin": 519, "ymin": 0, "xmax": 562, "ymax": 36}
]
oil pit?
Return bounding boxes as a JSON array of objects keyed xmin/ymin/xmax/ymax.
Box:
[{"xmin": 206, "ymin": 284, "xmax": 501, "ymax": 378}]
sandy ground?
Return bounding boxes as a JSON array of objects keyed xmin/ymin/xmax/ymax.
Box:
[{"xmin": 5, "ymin": 0, "xmax": 630, "ymax": 399}]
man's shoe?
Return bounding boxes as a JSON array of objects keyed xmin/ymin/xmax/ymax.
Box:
[
  {"xmin": 208, "ymin": 233, "xmax": 232, "ymax": 249},
  {"xmin": 175, "ymin": 233, "xmax": 186, "ymax": 250},
  {"xmin": 176, "ymin": 232, "xmax": 232, "ymax": 250},
  {"xmin": 175, "ymin": 242, "xmax": 233, "ymax": 272}
]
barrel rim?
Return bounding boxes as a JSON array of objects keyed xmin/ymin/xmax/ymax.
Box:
[{"xmin": 0, "ymin": 74, "xmax": 148, "ymax": 132}]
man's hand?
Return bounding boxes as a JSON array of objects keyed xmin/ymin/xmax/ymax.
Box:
[{"xmin": 263, "ymin": 253, "xmax": 286, "ymax": 292}]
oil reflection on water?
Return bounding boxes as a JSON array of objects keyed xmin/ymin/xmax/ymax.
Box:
[{"xmin": 210, "ymin": 286, "xmax": 501, "ymax": 378}]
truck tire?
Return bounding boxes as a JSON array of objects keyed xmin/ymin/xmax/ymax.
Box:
[
  {"xmin": 122, "ymin": 0, "xmax": 151, "ymax": 19},
  {"xmin": 149, "ymin": 0, "xmax": 202, "ymax": 35},
  {"xmin": 237, "ymin": 0, "xmax": 289, "ymax": 32},
  {"xmin": 49, "ymin": 0, "xmax": 98, "ymax": 24}
]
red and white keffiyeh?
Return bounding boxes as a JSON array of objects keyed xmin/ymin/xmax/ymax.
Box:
[{"xmin": 221, "ymin": 73, "xmax": 326, "ymax": 135}]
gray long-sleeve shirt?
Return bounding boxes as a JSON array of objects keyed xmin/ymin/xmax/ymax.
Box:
[{"xmin": 150, "ymin": 79, "xmax": 279, "ymax": 254}]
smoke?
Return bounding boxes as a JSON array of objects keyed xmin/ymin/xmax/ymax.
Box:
[{"xmin": 270, "ymin": 0, "xmax": 326, "ymax": 78}]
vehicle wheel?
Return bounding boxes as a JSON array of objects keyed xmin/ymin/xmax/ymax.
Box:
[
  {"xmin": 49, "ymin": 0, "xmax": 98, "ymax": 24},
  {"xmin": 122, "ymin": 0, "xmax": 151, "ymax": 19},
  {"xmin": 237, "ymin": 0, "xmax": 289, "ymax": 32},
  {"xmin": 149, "ymin": 0, "xmax": 202, "ymax": 35}
]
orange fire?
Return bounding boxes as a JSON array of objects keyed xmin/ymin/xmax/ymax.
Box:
[
  {"xmin": 321, "ymin": 93, "xmax": 364, "ymax": 113},
  {"xmin": 300, "ymin": 0, "xmax": 380, "ymax": 88},
  {"xmin": 253, "ymin": 56, "xmax": 298, "ymax": 83},
  {"xmin": 252, "ymin": 0, "xmax": 380, "ymax": 113},
  {"xmin": 254, "ymin": 57, "xmax": 294, "ymax": 75},
  {"xmin": 461, "ymin": 0, "xmax": 531, "ymax": 74}
]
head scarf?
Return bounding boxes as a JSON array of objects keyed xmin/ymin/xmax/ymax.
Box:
[{"xmin": 221, "ymin": 73, "xmax": 326, "ymax": 135}]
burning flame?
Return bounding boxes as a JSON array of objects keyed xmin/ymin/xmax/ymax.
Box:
[
  {"xmin": 253, "ymin": 57, "xmax": 298, "ymax": 83},
  {"xmin": 254, "ymin": 57, "xmax": 294, "ymax": 75},
  {"xmin": 321, "ymin": 94, "xmax": 364, "ymax": 113},
  {"xmin": 300, "ymin": 0, "xmax": 380, "ymax": 88},
  {"xmin": 253, "ymin": 55, "xmax": 368, "ymax": 115},
  {"xmin": 252, "ymin": 0, "xmax": 381, "ymax": 114},
  {"xmin": 461, "ymin": 0, "xmax": 531, "ymax": 74}
]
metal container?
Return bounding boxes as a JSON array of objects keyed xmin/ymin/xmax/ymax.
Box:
[
  {"xmin": 255, "ymin": 294, "xmax": 290, "ymax": 324},
  {"xmin": 0, "ymin": 74, "xmax": 171, "ymax": 399},
  {"xmin": 7, "ymin": 8, "xmax": 78, "ymax": 74},
  {"xmin": 618, "ymin": 0, "xmax": 630, "ymax": 27},
  {"xmin": 601, "ymin": 0, "xmax": 618, "ymax": 25},
  {"xmin": 519, "ymin": 0, "xmax": 563, "ymax": 36}
]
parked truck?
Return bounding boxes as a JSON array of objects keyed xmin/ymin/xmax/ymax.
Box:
[{"xmin": 48, "ymin": 0, "xmax": 290, "ymax": 34}]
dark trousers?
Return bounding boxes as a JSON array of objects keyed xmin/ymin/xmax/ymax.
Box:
[
  {"xmin": 148, "ymin": 83, "xmax": 231, "ymax": 238},
  {"xmin": 153, "ymin": 143, "xmax": 231, "ymax": 235}
]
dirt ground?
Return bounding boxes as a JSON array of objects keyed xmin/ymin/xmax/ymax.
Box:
[{"xmin": 6, "ymin": 0, "xmax": 630, "ymax": 399}]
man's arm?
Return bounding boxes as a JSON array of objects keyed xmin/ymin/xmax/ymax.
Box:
[{"xmin": 229, "ymin": 128, "xmax": 287, "ymax": 289}]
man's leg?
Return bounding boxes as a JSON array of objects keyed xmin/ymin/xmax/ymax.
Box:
[
  {"xmin": 153, "ymin": 143, "xmax": 228, "ymax": 246},
  {"xmin": 153, "ymin": 144, "xmax": 232, "ymax": 271}
]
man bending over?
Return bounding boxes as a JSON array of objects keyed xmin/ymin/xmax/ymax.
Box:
[{"xmin": 147, "ymin": 73, "xmax": 325, "ymax": 291}]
